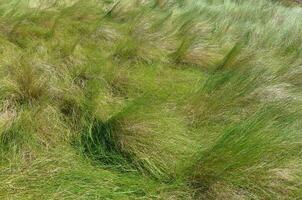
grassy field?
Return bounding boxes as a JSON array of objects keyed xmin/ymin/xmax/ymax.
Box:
[{"xmin": 0, "ymin": 0, "xmax": 302, "ymax": 199}]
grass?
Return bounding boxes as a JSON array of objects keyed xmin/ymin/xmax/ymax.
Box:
[{"xmin": 0, "ymin": 0, "xmax": 302, "ymax": 199}]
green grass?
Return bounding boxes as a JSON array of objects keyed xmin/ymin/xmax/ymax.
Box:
[{"xmin": 0, "ymin": 0, "xmax": 302, "ymax": 199}]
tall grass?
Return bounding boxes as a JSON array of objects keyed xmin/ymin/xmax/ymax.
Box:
[{"xmin": 0, "ymin": 0, "xmax": 302, "ymax": 199}]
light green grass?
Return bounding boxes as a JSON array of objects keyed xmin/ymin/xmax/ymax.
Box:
[{"xmin": 0, "ymin": 0, "xmax": 302, "ymax": 199}]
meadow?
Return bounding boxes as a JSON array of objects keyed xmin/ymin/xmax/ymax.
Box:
[{"xmin": 0, "ymin": 0, "xmax": 302, "ymax": 199}]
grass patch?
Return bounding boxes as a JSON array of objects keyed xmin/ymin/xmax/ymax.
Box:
[{"xmin": 0, "ymin": 0, "xmax": 302, "ymax": 199}]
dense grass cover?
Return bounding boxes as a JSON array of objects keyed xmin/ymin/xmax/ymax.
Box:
[{"xmin": 0, "ymin": 0, "xmax": 302, "ymax": 199}]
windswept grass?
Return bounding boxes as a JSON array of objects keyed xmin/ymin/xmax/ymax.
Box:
[{"xmin": 0, "ymin": 0, "xmax": 302, "ymax": 199}]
